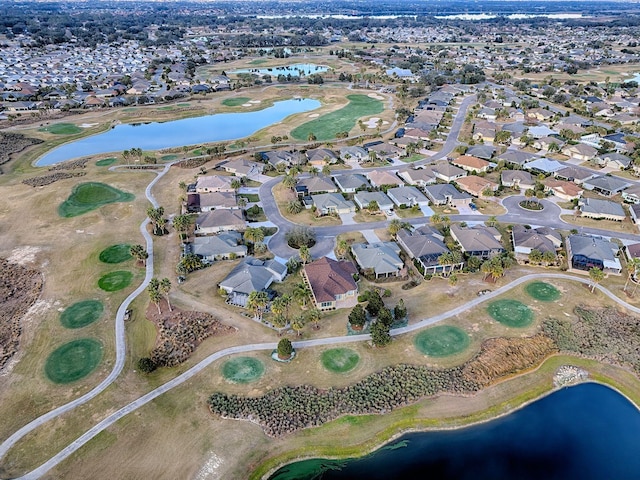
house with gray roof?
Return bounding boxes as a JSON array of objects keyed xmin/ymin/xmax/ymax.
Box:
[
  {"xmin": 306, "ymin": 148, "xmax": 337, "ymax": 166},
  {"xmin": 582, "ymin": 175, "xmax": 630, "ymax": 197},
  {"xmin": 195, "ymin": 175, "xmax": 235, "ymax": 193},
  {"xmin": 296, "ymin": 175, "xmax": 338, "ymax": 196},
  {"xmin": 351, "ymin": 242, "xmax": 405, "ymax": 278},
  {"xmin": 525, "ymin": 157, "xmax": 564, "ymax": 174},
  {"xmin": 198, "ymin": 191, "xmax": 238, "ymax": 211},
  {"xmin": 386, "ymin": 186, "xmax": 430, "ymax": 208},
  {"xmin": 501, "ymin": 170, "xmax": 535, "ymax": 190},
  {"xmin": 579, "ymin": 198, "xmax": 626, "ymax": 221},
  {"xmin": 466, "ymin": 145, "xmax": 496, "ymax": 160},
  {"xmin": 398, "ymin": 168, "xmax": 437, "ymax": 187},
  {"xmin": 554, "ymin": 166, "xmax": 598, "ymax": 185},
  {"xmin": 221, "ymin": 158, "xmax": 264, "ymax": 178},
  {"xmin": 339, "ymin": 146, "xmax": 368, "ymax": 163},
  {"xmin": 192, "ymin": 231, "xmax": 247, "ymax": 261},
  {"xmin": 195, "ymin": 209, "xmax": 246, "ymax": 234},
  {"xmin": 450, "ymin": 224, "xmax": 504, "ymax": 258},
  {"xmin": 333, "ymin": 174, "xmax": 368, "ymax": 193},
  {"xmin": 566, "ymin": 234, "xmax": 621, "ymax": 275},
  {"xmin": 263, "ymin": 150, "xmax": 305, "ymax": 168},
  {"xmin": 396, "ymin": 226, "xmax": 462, "ymax": 276},
  {"xmin": 629, "ymin": 203, "xmax": 640, "ymax": 228},
  {"xmin": 596, "ymin": 152, "xmax": 633, "ymax": 170},
  {"xmin": 497, "ymin": 149, "xmax": 538, "ymax": 167},
  {"xmin": 511, "ymin": 225, "xmax": 561, "ymax": 260},
  {"xmin": 622, "ymin": 185, "xmax": 640, "ymax": 205},
  {"xmin": 354, "ymin": 191, "xmax": 394, "ymax": 211},
  {"xmin": 312, "ymin": 193, "xmax": 355, "ymax": 215},
  {"xmin": 423, "ymin": 184, "xmax": 472, "ymax": 208},
  {"xmin": 219, "ymin": 257, "xmax": 288, "ymax": 307},
  {"xmin": 430, "ymin": 161, "xmax": 467, "ymax": 182}
]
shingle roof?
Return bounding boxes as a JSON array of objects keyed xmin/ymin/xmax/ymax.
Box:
[{"xmin": 304, "ymin": 257, "xmax": 357, "ymax": 303}]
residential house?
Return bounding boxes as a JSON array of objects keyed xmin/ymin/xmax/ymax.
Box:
[
  {"xmin": 296, "ymin": 175, "xmax": 338, "ymax": 196},
  {"xmin": 554, "ymin": 166, "xmax": 598, "ymax": 185},
  {"xmin": 543, "ymin": 178, "xmax": 584, "ymax": 201},
  {"xmin": 306, "ymin": 148, "xmax": 337, "ymax": 167},
  {"xmin": 195, "ymin": 175, "xmax": 235, "ymax": 193},
  {"xmin": 630, "ymin": 203, "xmax": 640, "ymax": 228},
  {"xmin": 263, "ymin": 150, "xmax": 305, "ymax": 169},
  {"xmin": 450, "ymin": 224, "xmax": 505, "ymax": 258},
  {"xmin": 220, "ymin": 158, "xmax": 264, "ymax": 178},
  {"xmin": 596, "ymin": 152, "xmax": 633, "ymax": 170},
  {"xmin": 525, "ymin": 157, "xmax": 564, "ymax": 174},
  {"xmin": 367, "ymin": 142, "xmax": 404, "ymax": 158},
  {"xmin": 339, "ymin": 146, "xmax": 368, "ymax": 163},
  {"xmin": 456, "ymin": 175, "xmax": 499, "ymax": 197},
  {"xmin": 192, "ymin": 231, "xmax": 247, "ymax": 261},
  {"xmin": 397, "ymin": 168, "xmax": 437, "ymax": 188},
  {"xmin": 561, "ymin": 143, "xmax": 598, "ymax": 162},
  {"xmin": 452, "ymin": 155, "xmax": 491, "ymax": 173},
  {"xmin": 497, "ymin": 149, "xmax": 538, "ymax": 167},
  {"xmin": 533, "ymin": 136, "xmax": 564, "ymax": 152},
  {"xmin": 396, "ymin": 226, "xmax": 462, "ymax": 276},
  {"xmin": 501, "ymin": 170, "xmax": 535, "ymax": 191},
  {"xmin": 566, "ymin": 234, "xmax": 621, "ymax": 275},
  {"xmin": 582, "ymin": 175, "xmax": 630, "ymax": 197},
  {"xmin": 366, "ymin": 170, "xmax": 404, "ymax": 188},
  {"xmin": 579, "ymin": 198, "xmax": 626, "ymax": 221},
  {"xmin": 625, "ymin": 243, "xmax": 640, "ymax": 260},
  {"xmin": 302, "ymin": 257, "xmax": 358, "ymax": 311},
  {"xmin": 312, "ymin": 193, "xmax": 355, "ymax": 215},
  {"xmin": 195, "ymin": 209, "xmax": 246, "ymax": 234},
  {"xmin": 386, "ymin": 186, "xmax": 430, "ymax": 208},
  {"xmin": 354, "ymin": 191, "xmax": 394, "ymax": 211},
  {"xmin": 466, "ymin": 145, "xmax": 496, "ymax": 160},
  {"xmin": 333, "ymin": 174, "xmax": 369, "ymax": 193},
  {"xmin": 424, "ymin": 184, "xmax": 473, "ymax": 208},
  {"xmin": 351, "ymin": 242, "xmax": 405, "ymax": 278},
  {"xmin": 197, "ymin": 191, "xmax": 238, "ymax": 211},
  {"xmin": 622, "ymin": 185, "xmax": 640, "ymax": 205},
  {"xmin": 219, "ymin": 257, "xmax": 287, "ymax": 307},
  {"xmin": 430, "ymin": 160, "xmax": 467, "ymax": 182},
  {"xmin": 511, "ymin": 225, "xmax": 561, "ymax": 261},
  {"xmin": 473, "ymin": 120, "xmax": 497, "ymax": 143}
]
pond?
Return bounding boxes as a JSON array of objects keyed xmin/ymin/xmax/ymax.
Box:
[
  {"xmin": 230, "ymin": 63, "xmax": 328, "ymax": 77},
  {"xmin": 35, "ymin": 98, "xmax": 320, "ymax": 166},
  {"xmin": 269, "ymin": 383, "xmax": 640, "ymax": 480}
]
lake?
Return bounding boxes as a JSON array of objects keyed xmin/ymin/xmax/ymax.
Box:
[
  {"xmin": 230, "ymin": 63, "xmax": 328, "ymax": 77},
  {"xmin": 35, "ymin": 98, "xmax": 320, "ymax": 166},
  {"xmin": 270, "ymin": 383, "xmax": 640, "ymax": 480}
]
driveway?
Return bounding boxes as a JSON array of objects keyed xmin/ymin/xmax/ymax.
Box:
[
  {"xmin": 419, "ymin": 205, "xmax": 435, "ymax": 216},
  {"xmin": 457, "ymin": 204, "xmax": 480, "ymax": 215},
  {"xmin": 339, "ymin": 211, "xmax": 357, "ymax": 225},
  {"xmin": 362, "ymin": 229, "xmax": 382, "ymax": 244}
]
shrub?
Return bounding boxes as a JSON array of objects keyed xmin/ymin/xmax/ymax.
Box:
[
  {"xmin": 285, "ymin": 226, "xmax": 316, "ymax": 249},
  {"xmin": 277, "ymin": 338, "xmax": 293, "ymax": 359},
  {"xmin": 137, "ymin": 357, "xmax": 157, "ymax": 373}
]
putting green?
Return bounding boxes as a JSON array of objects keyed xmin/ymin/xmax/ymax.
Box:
[
  {"xmin": 222, "ymin": 357, "xmax": 265, "ymax": 383},
  {"xmin": 291, "ymin": 94, "xmax": 384, "ymax": 141},
  {"xmin": 95, "ymin": 157, "xmax": 117, "ymax": 166},
  {"xmin": 38, "ymin": 123, "xmax": 82, "ymax": 135},
  {"xmin": 98, "ymin": 270, "xmax": 133, "ymax": 292},
  {"xmin": 161, "ymin": 154, "xmax": 178, "ymax": 161},
  {"xmin": 99, "ymin": 244, "xmax": 132, "ymax": 264},
  {"xmin": 44, "ymin": 339, "xmax": 103, "ymax": 383},
  {"xmin": 414, "ymin": 326, "xmax": 470, "ymax": 357},
  {"xmin": 487, "ymin": 299, "xmax": 534, "ymax": 328},
  {"xmin": 222, "ymin": 97, "xmax": 251, "ymax": 107},
  {"xmin": 321, "ymin": 348, "xmax": 360, "ymax": 373},
  {"xmin": 58, "ymin": 182, "xmax": 135, "ymax": 217},
  {"xmin": 525, "ymin": 281, "xmax": 561, "ymax": 302},
  {"xmin": 60, "ymin": 300, "xmax": 104, "ymax": 329}
]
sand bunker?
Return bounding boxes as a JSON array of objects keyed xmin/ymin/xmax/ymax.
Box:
[
  {"xmin": 249, "ymin": 100, "xmax": 262, "ymax": 104},
  {"xmin": 242, "ymin": 103, "xmax": 252, "ymax": 107},
  {"xmin": 7, "ymin": 246, "xmax": 41, "ymax": 265},
  {"xmin": 363, "ymin": 117, "xmax": 381, "ymax": 128},
  {"xmin": 79, "ymin": 123, "xmax": 99, "ymax": 128},
  {"xmin": 308, "ymin": 113, "xmax": 320, "ymax": 118},
  {"xmin": 367, "ymin": 93, "xmax": 385, "ymax": 100}
]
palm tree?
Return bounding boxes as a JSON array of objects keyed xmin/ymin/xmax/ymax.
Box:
[
  {"xmin": 159, "ymin": 278, "xmax": 172, "ymax": 312},
  {"xmin": 291, "ymin": 315, "xmax": 305, "ymax": 336},
  {"xmin": 490, "ymin": 261, "xmax": 504, "ymax": 281},
  {"xmin": 430, "ymin": 213, "xmax": 442, "ymax": 226},
  {"xmin": 449, "ymin": 273, "xmax": 458, "ymax": 287},
  {"xmin": 480, "ymin": 260, "xmax": 493, "ymax": 281},
  {"xmin": 293, "ymin": 282, "xmax": 312, "ymax": 308},
  {"xmin": 130, "ymin": 244, "xmax": 148, "ymax": 265},
  {"xmin": 247, "ymin": 290, "xmax": 269, "ymax": 321},
  {"xmin": 307, "ymin": 132, "xmax": 316, "ymax": 142},
  {"xmin": 625, "ymin": 258, "xmax": 640, "ymax": 292},
  {"xmin": 524, "ymin": 188, "xmax": 535, "ymax": 208},
  {"xmin": 148, "ymin": 278, "xmax": 161, "ymax": 314},
  {"xmin": 305, "ymin": 308, "xmax": 321, "ymax": 330},
  {"xmin": 231, "ymin": 178, "xmax": 242, "ymax": 192},
  {"xmin": 244, "ymin": 226, "xmax": 265, "ymax": 245},
  {"xmin": 588, "ymin": 267, "xmax": 604, "ymax": 293},
  {"xmin": 286, "ymin": 200, "xmax": 303, "ymax": 215},
  {"xmin": 366, "ymin": 200, "xmax": 380, "ymax": 214},
  {"xmin": 388, "ymin": 219, "xmax": 402, "ymax": 238},
  {"xmin": 282, "ymin": 175, "xmax": 296, "ymax": 191},
  {"xmin": 299, "ymin": 245, "xmax": 312, "ymax": 264},
  {"xmin": 237, "ymin": 196, "xmax": 248, "ymax": 209},
  {"xmin": 336, "ymin": 239, "xmax": 349, "ymax": 259},
  {"xmin": 309, "ymin": 166, "xmax": 319, "ymax": 176},
  {"xmin": 322, "ymin": 164, "xmax": 331, "ymax": 176}
]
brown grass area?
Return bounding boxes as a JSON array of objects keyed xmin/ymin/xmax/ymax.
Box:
[
  {"xmin": 272, "ymin": 183, "xmax": 342, "ymax": 226},
  {"xmin": 560, "ymin": 213, "xmax": 638, "ymax": 234},
  {"xmin": 474, "ymin": 198, "xmax": 507, "ymax": 216}
]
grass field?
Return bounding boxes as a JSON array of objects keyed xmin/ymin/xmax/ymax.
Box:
[
  {"xmin": 160, "ymin": 154, "xmax": 178, "ymax": 161},
  {"xmin": 97, "ymin": 270, "xmax": 133, "ymax": 292},
  {"xmin": 58, "ymin": 182, "xmax": 135, "ymax": 218},
  {"xmin": 222, "ymin": 97, "xmax": 251, "ymax": 107},
  {"xmin": 98, "ymin": 244, "xmax": 132, "ymax": 264},
  {"xmin": 525, "ymin": 282, "xmax": 561, "ymax": 302},
  {"xmin": 321, "ymin": 348, "xmax": 360, "ymax": 373},
  {"xmin": 38, "ymin": 123, "xmax": 82, "ymax": 135},
  {"xmin": 401, "ymin": 154, "xmax": 425, "ymax": 163},
  {"xmin": 414, "ymin": 325, "xmax": 470, "ymax": 357},
  {"xmin": 44, "ymin": 339, "xmax": 103, "ymax": 384},
  {"xmin": 290, "ymin": 94, "xmax": 383, "ymax": 141},
  {"xmin": 487, "ymin": 299, "xmax": 534, "ymax": 328},
  {"xmin": 222, "ymin": 357, "xmax": 265, "ymax": 383},
  {"xmin": 95, "ymin": 158, "xmax": 117, "ymax": 167},
  {"xmin": 60, "ymin": 300, "xmax": 104, "ymax": 329},
  {"xmin": 249, "ymin": 59, "xmax": 268, "ymax": 65}
]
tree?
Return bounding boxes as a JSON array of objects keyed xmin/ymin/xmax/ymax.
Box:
[
  {"xmin": 286, "ymin": 256, "xmax": 301, "ymax": 274},
  {"xmin": 349, "ymin": 304, "xmax": 367, "ymax": 329},
  {"xmin": 244, "ymin": 226, "xmax": 265, "ymax": 245},
  {"xmin": 624, "ymin": 258, "xmax": 640, "ymax": 292},
  {"xmin": 467, "ymin": 255, "xmax": 482, "ymax": 272},
  {"xmin": 365, "ymin": 289, "xmax": 384, "ymax": 317},
  {"xmin": 588, "ymin": 267, "xmax": 604, "ymax": 293},
  {"xmin": 486, "ymin": 215, "xmax": 498, "ymax": 227},
  {"xmin": 307, "ymin": 132, "xmax": 316, "ymax": 142},
  {"xmin": 271, "ymin": 294, "xmax": 292, "ymax": 322},
  {"xmin": 159, "ymin": 278, "xmax": 172, "ymax": 312},
  {"xmin": 322, "ymin": 164, "xmax": 331, "ymax": 176},
  {"xmin": 247, "ymin": 290, "xmax": 269, "ymax": 321},
  {"xmin": 305, "ymin": 308, "xmax": 321, "ymax": 330},
  {"xmin": 137, "ymin": 357, "xmax": 156, "ymax": 373},
  {"xmin": 271, "ymin": 313, "xmax": 287, "ymax": 330},
  {"xmin": 378, "ymin": 307, "xmax": 394, "ymax": 328},
  {"xmin": 299, "ymin": 245, "xmax": 311, "ymax": 264},
  {"xmin": 148, "ymin": 278, "xmax": 162, "ymax": 314},
  {"xmin": 130, "ymin": 244, "xmax": 148, "ymax": 265},
  {"xmin": 173, "ymin": 214, "xmax": 192, "ymax": 235},
  {"xmin": 370, "ymin": 320, "xmax": 391, "ymax": 347},
  {"xmin": 277, "ymin": 338, "xmax": 294, "ymax": 359},
  {"xmin": 179, "ymin": 253, "xmax": 203, "ymax": 273},
  {"xmin": 393, "ymin": 299, "xmax": 407, "ymax": 321},
  {"xmin": 282, "ymin": 175, "xmax": 296, "ymax": 191},
  {"xmin": 495, "ymin": 130, "xmax": 511, "ymax": 145},
  {"xmin": 524, "ymin": 188, "xmax": 535, "ymax": 208},
  {"xmin": 529, "ymin": 249, "xmax": 543, "ymax": 265},
  {"xmin": 293, "ymin": 282, "xmax": 312, "ymax": 308},
  {"xmin": 336, "ymin": 239, "xmax": 349, "ymax": 259},
  {"xmin": 230, "ymin": 178, "xmax": 242, "ymax": 192},
  {"xmin": 366, "ymin": 200, "xmax": 380, "ymax": 214},
  {"xmin": 542, "ymin": 250, "xmax": 556, "ymax": 266},
  {"xmin": 449, "ymin": 273, "xmax": 458, "ymax": 287},
  {"xmin": 286, "ymin": 200, "xmax": 303, "ymax": 215},
  {"xmin": 480, "ymin": 260, "xmax": 493, "ymax": 280},
  {"xmin": 388, "ymin": 219, "xmax": 402, "ymax": 237}
]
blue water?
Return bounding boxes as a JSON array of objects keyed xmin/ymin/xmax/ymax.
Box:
[
  {"xmin": 35, "ymin": 98, "xmax": 320, "ymax": 166},
  {"xmin": 270, "ymin": 383, "xmax": 640, "ymax": 480},
  {"xmin": 231, "ymin": 63, "xmax": 328, "ymax": 76}
]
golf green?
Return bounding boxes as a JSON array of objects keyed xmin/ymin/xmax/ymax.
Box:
[
  {"xmin": 95, "ymin": 157, "xmax": 117, "ymax": 167},
  {"xmin": 58, "ymin": 182, "xmax": 135, "ymax": 217},
  {"xmin": 291, "ymin": 94, "xmax": 383, "ymax": 141},
  {"xmin": 60, "ymin": 300, "xmax": 104, "ymax": 329},
  {"xmin": 222, "ymin": 357, "xmax": 265, "ymax": 383},
  {"xmin": 414, "ymin": 326, "xmax": 470, "ymax": 357},
  {"xmin": 161, "ymin": 154, "xmax": 178, "ymax": 161},
  {"xmin": 487, "ymin": 299, "xmax": 534, "ymax": 328},
  {"xmin": 222, "ymin": 97, "xmax": 251, "ymax": 107},
  {"xmin": 321, "ymin": 348, "xmax": 360, "ymax": 373},
  {"xmin": 525, "ymin": 281, "xmax": 561, "ymax": 302},
  {"xmin": 98, "ymin": 271, "xmax": 133, "ymax": 292},
  {"xmin": 99, "ymin": 244, "xmax": 132, "ymax": 264},
  {"xmin": 38, "ymin": 123, "xmax": 82, "ymax": 135},
  {"xmin": 44, "ymin": 339, "xmax": 103, "ymax": 383}
]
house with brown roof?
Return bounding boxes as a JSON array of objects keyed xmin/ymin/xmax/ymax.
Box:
[
  {"xmin": 195, "ymin": 209, "xmax": 246, "ymax": 235},
  {"xmin": 455, "ymin": 175, "xmax": 499, "ymax": 197},
  {"xmin": 452, "ymin": 155, "xmax": 491, "ymax": 173},
  {"xmin": 501, "ymin": 170, "xmax": 535, "ymax": 191},
  {"xmin": 561, "ymin": 143, "xmax": 598, "ymax": 162},
  {"xmin": 543, "ymin": 178, "xmax": 584, "ymax": 201},
  {"xmin": 450, "ymin": 224, "xmax": 504, "ymax": 258},
  {"xmin": 397, "ymin": 168, "xmax": 437, "ymax": 188},
  {"xmin": 302, "ymin": 257, "xmax": 358, "ymax": 311},
  {"xmin": 198, "ymin": 191, "xmax": 238, "ymax": 211},
  {"xmin": 195, "ymin": 175, "xmax": 235, "ymax": 193},
  {"xmin": 366, "ymin": 170, "xmax": 404, "ymax": 188}
]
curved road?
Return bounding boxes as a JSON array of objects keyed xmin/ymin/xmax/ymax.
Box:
[{"xmin": 13, "ymin": 272, "xmax": 640, "ymax": 479}]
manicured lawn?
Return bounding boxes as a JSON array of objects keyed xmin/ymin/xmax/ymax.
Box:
[
  {"xmin": 291, "ymin": 94, "xmax": 384, "ymax": 141},
  {"xmin": 99, "ymin": 244, "xmax": 132, "ymax": 264},
  {"xmin": 249, "ymin": 59, "xmax": 268, "ymax": 65},
  {"xmin": 177, "ymin": 103, "xmax": 191, "ymax": 107},
  {"xmin": 95, "ymin": 157, "xmax": 117, "ymax": 167},
  {"xmin": 487, "ymin": 299, "xmax": 534, "ymax": 328},
  {"xmin": 157, "ymin": 106, "xmax": 174, "ymax": 111},
  {"xmin": 401, "ymin": 154, "xmax": 425, "ymax": 163},
  {"xmin": 44, "ymin": 339, "xmax": 103, "ymax": 383},
  {"xmin": 414, "ymin": 325, "xmax": 470, "ymax": 357},
  {"xmin": 60, "ymin": 300, "xmax": 104, "ymax": 329},
  {"xmin": 525, "ymin": 282, "xmax": 561, "ymax": 302},
  {"xmin": 160, "ymin": 154, "xmax": 178, "ymax": 161},
  {"xmin": 222, "ymin": 97, "xmax": 251, "ymax": 107},
  {"xmin": 98, "ymin": 270, "xmax": 133, "ymax": 292},
  {"xmin": 240, "ymin": 193, "xmax": 260, "ymax": 202},
  {"xmin": 321, "ymin": 348, "xmax": 360, "ymax": 373},
  {"xmin": 38, "ymin": 123, "xmax": 82, "ymax": 135},
  {"xmin": 222, "ymin": 357, "xmax": 265, "ymax": 383},
  {"xmin": 58, "ymin": 182, "xmax": 135, "ymax": 217}
]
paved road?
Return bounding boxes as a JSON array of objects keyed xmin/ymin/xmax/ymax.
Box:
[
  {"xmin": 13, "ymin": 272, "xmax": 640, "ymax": 479},
  {"xmin": 0, "ymin": 164, "xmax": 171, "ymax": 463}
]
